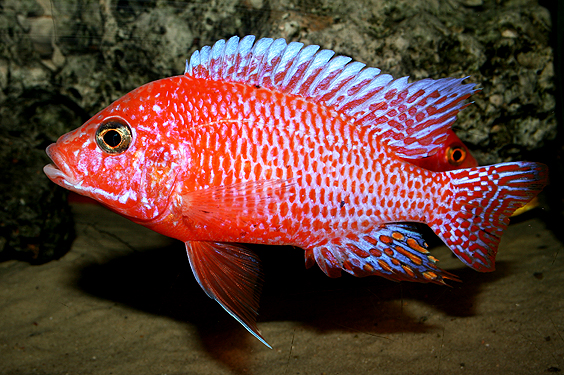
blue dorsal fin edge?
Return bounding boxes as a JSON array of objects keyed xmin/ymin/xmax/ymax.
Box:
[{"xmin": 184, "ymin": 35, "xmax": 478, "ymax": 159}]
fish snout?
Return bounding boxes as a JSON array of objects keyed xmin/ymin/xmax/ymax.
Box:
[{"xmin": 44, "ymin": 143, "xmax": 80, "ymax": 187}]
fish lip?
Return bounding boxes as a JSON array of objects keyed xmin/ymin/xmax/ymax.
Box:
[{"xmin": 43, "ymin": 143, "xmax": 81, "ymax": 187}]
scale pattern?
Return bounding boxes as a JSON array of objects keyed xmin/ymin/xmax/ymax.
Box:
[{"xmin": 177, "ymin": 77, "xmax": 450, "ymax": 250}]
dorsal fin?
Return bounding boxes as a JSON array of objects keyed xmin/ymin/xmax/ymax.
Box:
[{"xmin": 185, "ymin": 35, "xmax": 477, "ymax": 159}]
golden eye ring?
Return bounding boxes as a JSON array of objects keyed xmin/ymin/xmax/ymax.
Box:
[
  {"xmin": 95, "ymin": 120, "xmax": 132, "ymax": 154},
  {"xmin": 446, "ymin": 145, "xmax": 467, "ymax": 166}
]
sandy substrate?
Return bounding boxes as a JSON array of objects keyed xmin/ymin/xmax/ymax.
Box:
[{"xmin": 0, "ymin": 203, "xmax": 562, "ymax": 374}]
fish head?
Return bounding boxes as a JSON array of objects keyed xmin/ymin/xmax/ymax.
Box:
[{"xmin": 44, "ymin": 78, "xmax": 186, "ymax": 221}]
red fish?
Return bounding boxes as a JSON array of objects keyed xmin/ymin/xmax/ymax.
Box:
[
  {"xmin": 410, "ymin": 129, "xmax": 478, "ymax": 171},
  {"xmin": 44, "ymin": 35, "xmax": 547, "ymax": 347}
]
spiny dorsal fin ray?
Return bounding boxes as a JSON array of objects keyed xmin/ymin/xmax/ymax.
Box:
[{"xmin": 185, "ymin": 35, "xmax": 478, "ymax": 159}]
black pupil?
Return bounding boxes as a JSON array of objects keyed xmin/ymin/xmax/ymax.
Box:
[
  {"xmin": 103, "ymin": 130, "xmax": 122, "ymax": 148},
  {"xmin": 452, "ymin": 149, "xmax": 463, "ymax": 162}
]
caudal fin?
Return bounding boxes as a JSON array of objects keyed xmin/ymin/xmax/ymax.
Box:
[{"xmin": 431, "ymin": 162, "xmax": 548, "ymax": 272}]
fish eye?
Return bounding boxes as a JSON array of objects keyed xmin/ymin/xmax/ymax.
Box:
[
  {"xmin": 446, "ymin": 145, "xmax": 467, "ymax": 166},
  {"xmin": 95, "ymin": 120, "xmax": 132, "ymax": 154}
]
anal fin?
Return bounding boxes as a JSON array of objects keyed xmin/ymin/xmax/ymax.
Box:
[
  {"xmin": 185, "ymin": 241, "xmax": 270, "ymax": 347},
  {"xmin": 306, "ymin": 223, "xmax": 459, "ymax": 284}
]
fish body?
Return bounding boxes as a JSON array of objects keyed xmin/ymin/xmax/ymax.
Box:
[{"xmin": 44, "ymin": 36, "xmax": 547, "ymax": 346}]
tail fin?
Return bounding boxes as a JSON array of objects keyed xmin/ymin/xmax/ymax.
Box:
[{"xmin": 430, "ymin": 162, "xmax": 548, "ymax": 272}]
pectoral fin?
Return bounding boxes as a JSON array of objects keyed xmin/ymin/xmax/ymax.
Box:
[
  {"xmin": 181, "ymin": 179, "xmax": 296, "ymax": 229},
  {"xmin": 185, "ymin": 240, "xmax": 270, "ymax": 348}
]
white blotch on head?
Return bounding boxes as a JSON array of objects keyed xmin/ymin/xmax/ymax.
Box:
[
  {"xmin": 77, "ymin": 158, "xmax": 90, "ymax": 176},
  {"xmin": 153, "ymin": 104, "xmax": 162, "ymax": 114},
  {"xmin": 118, "ymin": 189, "xmax": 137, "ymax": 204}
]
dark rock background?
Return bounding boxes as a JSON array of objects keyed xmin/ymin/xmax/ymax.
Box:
[{"xmin": 0, "ymin": 0, "xmax": 560, "ymax": 262}]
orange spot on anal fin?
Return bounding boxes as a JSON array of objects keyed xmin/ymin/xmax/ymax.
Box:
[
  {"xmin": 308, "ymin": 223, "xmax": 460, "ymax": 285},
  {"xmin": 185, "ymin": 241, "xmax": 271, "ymax": 348}
]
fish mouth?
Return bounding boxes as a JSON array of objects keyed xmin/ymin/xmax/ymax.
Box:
[{"xmin": 43, "ymin": 143, "xmax": 81, "ymax": 188}]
